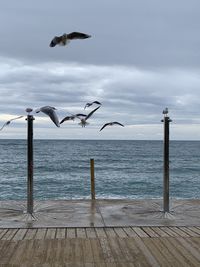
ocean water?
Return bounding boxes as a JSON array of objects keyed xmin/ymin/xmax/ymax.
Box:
[{"xmin": 0, "ymin": 140, "xmax": 200, "ymax": 200}]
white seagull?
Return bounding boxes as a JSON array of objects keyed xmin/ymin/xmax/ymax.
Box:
[
  {"xmin": 0, "ymin": 116, "xmax": 24, "ymax": 131},
  {"xmin": 49, "ymin": 32, "xmax": 91, "ymax": 47},
  {"xmin": 35, "ymin": 106, "xmax": 60, "ymax": 127},
  {"xmin": 84, "ymin": 101, "xmax": 102, "ymax": 110},
  {"xmin": 76, "ymin": 106, "xmax": 100, "ymax": 127},
  {"xmin": 100, "ymin": 122, "xmax": 124, "ymax": 131}
]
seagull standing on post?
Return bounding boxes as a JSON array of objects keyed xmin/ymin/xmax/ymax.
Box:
[{"xmin": 49, "ymin": 32, "xmax": 91, "ymax": 47}]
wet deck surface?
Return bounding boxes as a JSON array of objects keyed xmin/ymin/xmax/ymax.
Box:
[
  {"xmin": 1, "ymin": 199, "xmax": 200, "ymax": 266},
  {"xmin": 0, "ymin": 199, "xmax": 200, "ymax": 228},
  {"xmin": 1, "ymin": 226, "xmax": 200, "ymax": 266}
]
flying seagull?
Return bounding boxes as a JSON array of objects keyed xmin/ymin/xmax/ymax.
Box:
[
  {"xmin": 100, "ymin": 122, "xmax": 124, "ymax": 131},
  {"xmin": 35, "ymin": 106, "xmax": 60, "ymax": 127},
  {"xmin": 60, "ymin": 113, "xmax": 87, "ymax": 124},
  {"xmin": 49, "ymin": 32, "xmax": 91, "ymax": 47},
  {"xmin": 0, "ymin": 116, "xmax": 24, "ymax": 131},
  {"xmin": 84, "ymin": 101, "xmax": 102, "ymax": 110},
  {"xmin": 76, "ymin": 106, "xmax": 100, "ymax": 127}
]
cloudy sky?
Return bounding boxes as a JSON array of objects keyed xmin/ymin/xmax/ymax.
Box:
[{"xmin": 0, "ymin": 0, "xmax": 200, "ymax": 140}]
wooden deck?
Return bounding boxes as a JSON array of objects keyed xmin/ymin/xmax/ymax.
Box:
[{"xmin": 1, "ymin": 226, "xmax": 200, "ymax": 266}]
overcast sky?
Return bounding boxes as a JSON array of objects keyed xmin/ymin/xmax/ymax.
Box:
[{"xmin": 0, "ymin": 0, "xmax": 200, "ymax": 140}]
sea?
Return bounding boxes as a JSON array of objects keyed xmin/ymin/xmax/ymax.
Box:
[{"xmin": 0, "ymin": 140, "xmax": 200, "ymax": 200}]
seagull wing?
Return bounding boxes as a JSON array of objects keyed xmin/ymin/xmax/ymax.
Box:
[
  {"xmin": 0, "ymin": 122, "xmax": 8, "ymax": 131},
  {"xmin": 99, "ymin": 123, "xmax": 110, "ymax": 131},
  {"xmin": 9, "ymin": 115, "xmax": 24, "ymax": 122},
  {"xmin": 113, "ymin": 122, "xmax": 124, "ymax": 127},
  {"xmin": 40, "ymin": 107, "xmax": 60, "ymax": 127},
  {"xmin": 67, "ymin": 32, "xmax": 91, "ymax": 40},
  {"xmin": 93, "ymin": 101, "xmax": 102, "ymax": 105},
  {"xmin": 85, "ymin": 106, "xmax": 100, "ymax": 120},
  {"xmin": 49, "ymin": 36, "xmax": 62, "ymax": 47},
  {"xmin": 60, "ymin": 116, "xmax": 71, "ymax": 124}
]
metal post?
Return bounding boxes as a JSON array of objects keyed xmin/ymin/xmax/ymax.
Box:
[
  {"xmin": 161, "ymin": 112, "xmax": 172, "ymax": 213},
  {"xmin": 90, "ymin": 158, "xmax": 95, "ymax": 200},
  {"xmin": 26, "ymin": 115, "xmax": 34, "ymax": 214}
]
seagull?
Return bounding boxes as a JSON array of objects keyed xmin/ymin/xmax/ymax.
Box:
[
  {"xmin": 35, "ymin": 106, "xmax": 60, "ymax": 127},
  {"xmin": 100, "ymin": 122, "xmax": 124, "ymax": 131},
  {"xmin": 0, "ymin": 116, "xmax": 24, "ymax": 131},
  {"xmin": 84, "ymin": 101, "xmax": 102, "ymax": 109},
  {"xmin": 25, "ymin": 108, "xmax": 33, "ymax": 114},
  {"xmin": 60, "ymin": 113, "xmax": 87, "ymax": 124},
  {"xmin": 163, "ymin": 107, "xmax": 168, "ymax": 116},
  {"xmin": 76, "ymin": 106, "xmax": 100, "ymax": 127},
  {"xmin": 60, "ymin": 115, "xmax": 76, "ymax": 124},
  {"xmin": 49, "ymin": 32, "xmax": 91, "ymax": 47}
]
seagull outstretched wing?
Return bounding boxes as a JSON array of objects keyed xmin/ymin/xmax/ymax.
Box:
[
  {"xmin": 100, "ymin": 122, "xmax": 124, "ymax": 131},
  {"xmin": 36, "ymin": 106, "xmax": 60, "ymax": 127},
  {"xmin": 0, "ymin": 116, "xmax": 24, "ymax": 131}
]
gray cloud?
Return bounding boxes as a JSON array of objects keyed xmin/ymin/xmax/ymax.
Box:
[{"xmin": 1, "ymin": 1, "xmax": 200, "ymax": 139}]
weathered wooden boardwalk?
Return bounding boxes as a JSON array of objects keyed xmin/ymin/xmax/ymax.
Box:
[{"xmin": 1, "ymin": 226, "xmax": 200, "ymax": 266}]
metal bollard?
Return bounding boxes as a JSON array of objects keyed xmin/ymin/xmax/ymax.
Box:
[
  {"xmin": 161, "ymin": 109, "xmax": 172, "ymax": 213},
  {"xmin": 26, "ymin": 115, "xmax": 34, "ymax": 215}
]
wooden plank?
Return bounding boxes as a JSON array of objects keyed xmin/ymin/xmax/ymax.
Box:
[
  {"xmin": 122, "ymin": 227, "xmax": 138, "ymax": 237},
  {"xmin": 0, "ymin": 240, "xmax": 19, "ymax": 264},
  {"xmin": 61, "ymin": 239, "xmax": 74, "ymax": 263},
  {"xmin": 179, "ymin": 227, "xmax": 200, "ymax": 237},
  {"xmin": 176, "ymin": 237, "xmax": 200, "ymax": 262},
  {"xmin": 113, "ymin": 227, "xmax": 128, "ymax": 238},
  {"xmin": 35, "ymin": 228, "xmax": 47, "ymax": 239},
  {"xmin": 159, "ymin": 227, "xmax": 179, "ymax": 237},
  {"xmin": 12, "ymin": 228, "xmax": 27, "ymax": 241},
  {"xmin": 125, "ymin": 238, "xmax": 152, "ymax": 267},
  {"xmin": 45, "ymin": 228, "xmax": 57, "ymax": 239},
  {"xmin": 143, "ymin": 227, "xmax": 159, "ymax": 237},
  {"xmin": 95, "ymin": 228, "xmax": 107, "ymax": 238},
  {"xmin": 74, "ymin": 238, "xmax": 84, "ymax": 265},
  {"xmin": 56, "ymin": 228, "xmax": 66, "ymax": 239},
  {"xmin": 86, "ymin": 227, "xmax": 97, "ymax": 238},
  {"xmin": 133, "ymin": 237, "xmax": 160, "ymax": 267},
  {"xmin": 99, "ymin": 237, "xmax": 115, "ymax": 263},
  {"xmin": 131, "ymin": 227, "xmax": 149, "ymax": 237},
  {"xmin": 169, "ymin": 227, "xmax": 190, "ymax": 237},
  {"xmin": 76, "ymin": 228, "xmax": 87, "ymax": 238},
  {"xmin": 151, "ymin": 227, "xmax": 170, "ymax": 237},
  {"xmin": 90, "ymin": 238, "xmax": 105, "ymax": 264},
  {"xmin": 8, "ymin": 240, "xmax": 25, "ymax": 264},
  {"xmin": 143, "ymin": 237, "xmax": 172, "ymax": 266},
  {"xmin": 105, "ymin": 228, "xmax": 117, "ymax": 238},
  {"xmin": 150, "ymin": 237, "xmax": 180, "ymax": 267},
  {"xmin": 117, "ymin": 237, "xmax": 134, "ymax": 262},
  {"xmin": 82, "ymin": 238, "xmax": 94, "ymax": 263},
  {"xmin": 18, "ymin": 239, "xmax": 35, "ymax": 265},
  {"xmin": 107, "ymin": 237, "xmax": 125, "ymax": 263},
  {"xmin": 1, "ymin": 229, "xmax": 18, "ymax": 240},
  {"xmin": 165, "ymin": 237, "xmax": 199, "ymax": 267},
  {"xmin": 23, "ymin": 229, "xmax": 37, "ymax": 240},
  {"xmin": 189, "ymin": 237, "xmax": 200, "ymax": 251},
  {"xmin": 67, "ymin": 228, "xmax": 76, "ymax": 238},
  {"xmin": 0, "ymin": 229, "xmax": 8, "ymax": 239},
  {"xmin": 187, "ymin": 226, "xmax": 200, "ymax": 235}
]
